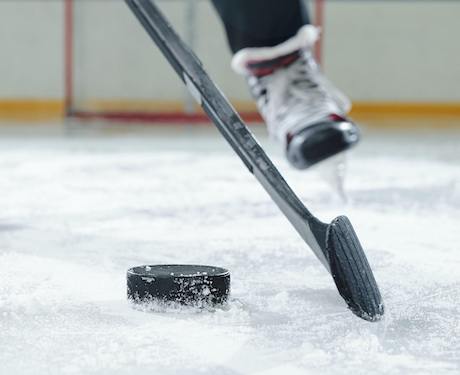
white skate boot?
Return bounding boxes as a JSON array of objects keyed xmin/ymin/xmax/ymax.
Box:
[{"xmin": 232, "ymin": 25, "xmax": 359, "ymax": 169}]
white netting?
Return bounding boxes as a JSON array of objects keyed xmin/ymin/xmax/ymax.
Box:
[{"xmin": 68, "ymin": 0, "xmax": 249, "ymax": 117}]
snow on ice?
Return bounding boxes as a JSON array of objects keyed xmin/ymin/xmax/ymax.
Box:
[{"xmin": 0, "ymin": 124, "xmax": 459, "ymax": 374}]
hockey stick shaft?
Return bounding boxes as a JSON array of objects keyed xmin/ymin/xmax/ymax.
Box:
[{"xmin": 126, "ymin": 0, "xmax": 330, "ymax": 269}]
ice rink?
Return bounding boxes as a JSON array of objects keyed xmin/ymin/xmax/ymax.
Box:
[{"xmin": 0, "ymin": 121, "xmax": 459, "ymax": 374}]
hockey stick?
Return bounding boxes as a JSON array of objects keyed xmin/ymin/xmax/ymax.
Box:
[{"xmin": 126, "ymin": 0, "xmax": 384, "ymax": 321}]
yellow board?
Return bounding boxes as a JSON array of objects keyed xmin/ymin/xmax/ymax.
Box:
[
  {"xmin": 0, "ymin": 100, "xmax": 64, "ymax": 121},
  {"xmin": 1, "ymin": 99, "xmax": 460, "ymax": 127}
]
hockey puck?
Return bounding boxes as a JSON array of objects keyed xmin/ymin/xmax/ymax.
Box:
[{"xmin": 127, "ymin": 264, "xmax": 230, "ymax": 306}]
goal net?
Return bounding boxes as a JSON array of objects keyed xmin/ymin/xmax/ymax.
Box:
[{"xmin": 64, "ymin": 0, "xmax": 261, "ymax": 123}]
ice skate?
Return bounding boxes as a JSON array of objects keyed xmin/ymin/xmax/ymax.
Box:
[{"xmin": 232, "ymin": 25, "xmax": 360, "ymax": 169}]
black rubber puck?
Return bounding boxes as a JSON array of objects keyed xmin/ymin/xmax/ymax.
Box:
[{"xmin": 127, "ymin": 264, "xmax": 230, "ymax": 306}]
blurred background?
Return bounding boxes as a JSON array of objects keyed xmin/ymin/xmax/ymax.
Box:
[
  {"xmin": 1, "ymin": 2, "xmax": 460, "ymax": 373},
  {"xmin": 1, "ymin": 0, "xmax": 459, "ymax": 126}
]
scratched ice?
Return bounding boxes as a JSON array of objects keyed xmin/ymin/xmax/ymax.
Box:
[{"xmin": 0, "ymin": 123, "xmax": 459, "ymax": 374}]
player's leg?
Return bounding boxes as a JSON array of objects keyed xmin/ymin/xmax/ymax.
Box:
[
  {"xmin": 211, "ymin": 0, "xmax": 359, "ymax": 169},
  {"xmin": 211, "ymin": 0, "xmax": 309, "ymax": 53}
]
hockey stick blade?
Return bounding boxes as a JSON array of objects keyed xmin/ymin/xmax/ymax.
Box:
[
  {"xmin": 125, "ymin": 0, "xmax": 384, "ymax": 321},
  {"xmin": 327, "ymin": 216, "xmax": 384, "ymax": 321}
]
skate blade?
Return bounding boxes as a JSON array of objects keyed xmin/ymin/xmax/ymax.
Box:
[{"xmin": 314, "ymin": 152, "xmax": 348, "ymax": 202}]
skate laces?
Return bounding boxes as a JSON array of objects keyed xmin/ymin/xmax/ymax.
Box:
[
  {"xmin": 284, "ymin": 54, "xmax": 338, "ymax": 121},
  {"xmin": 248, "ymin": 52, "xmax": 342, "ymax": 144}
]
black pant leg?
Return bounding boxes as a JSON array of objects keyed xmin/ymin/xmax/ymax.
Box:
[{"xmin": 211, "ymin": 0, "xmax": 310, "ymax": 54}]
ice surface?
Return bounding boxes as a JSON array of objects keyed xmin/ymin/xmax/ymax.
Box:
[{"xmin": 0, "ymin": 123, "xmax": 459, "ymax": 374}]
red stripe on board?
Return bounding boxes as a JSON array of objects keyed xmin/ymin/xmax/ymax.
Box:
[{"xmin": 68, "ymin": 110, "xmax": 263, "ymax": 124}]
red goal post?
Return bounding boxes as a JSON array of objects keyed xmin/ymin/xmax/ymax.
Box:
[{"xmin": 64, "ymin": 0, "xmax": 324, "ymax": 124}]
